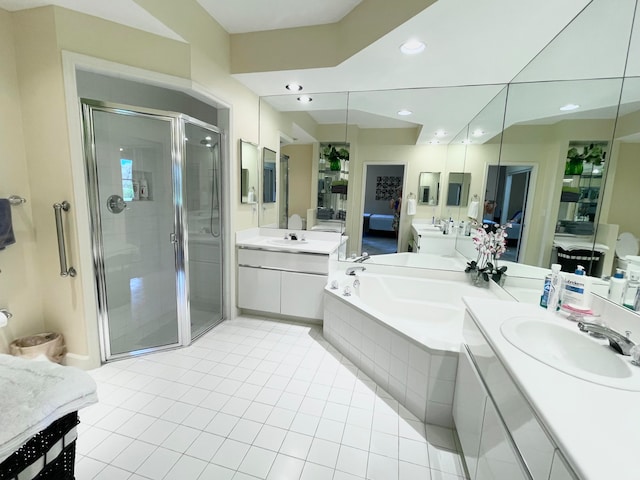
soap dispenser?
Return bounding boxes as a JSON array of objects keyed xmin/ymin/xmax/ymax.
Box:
[
  {"xmin": 608, "ymin": 268, "xmax": 626, "ymax": 305},
  {"xmin": 563, "ymin": 265, "xmax": 590, "ymax": 309}
]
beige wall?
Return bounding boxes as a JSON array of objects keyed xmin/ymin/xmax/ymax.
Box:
[
  {"xmin": 0, "ymin": 9, "xmax": 45, "ymax": 354},
  {"xmin": 1, "ymin": 3, "xmax": 265, "ymax": 365},
  {"xmin": 607, "ymin": 143, "xmax": 640, "ymax": 240}
]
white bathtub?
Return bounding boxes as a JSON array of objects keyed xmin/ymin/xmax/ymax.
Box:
[
  {"xmin": 323, "ymin": 271, "xmax": 495, "ymax": 426},
  {"xmin": 366, "ymin": 252, "xmax": 467, "ymax": 271}
]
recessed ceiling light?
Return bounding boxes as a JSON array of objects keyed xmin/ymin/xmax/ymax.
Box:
[
  {"xmin": 297, "ymin": 95, "xmax": 312, "ymax": 103},
  {"xmin": 119, "ymin": 147, "xmax": 124, "ymax": 152},
  {"xmin": 397, "ymin": 109, "xmax": 412, "ymax": 116},
  {"xmin": 560, "ymin": 103, "xmax": 580, "ymax": 111},
  {"xmin": 428, "ymin": 140, "xmax": 440, "ymax": 145},
  {"xmin": 462, "ymin": 139, "xmax": 472, "ymax": 144},
  {"xmin": 205, "ymin": 136, "xmax": 212, "ymax": 141},
  {"xmin": 434, "ymin": 130, "xmax": 447, "ymax": 137},
  {"xmin": 400, "ymin": 39, "xmax": 426, "ymax": 55},
  {"xmin": 286, "ymin": 83, "xmax": 303, "ymax": 92},
  {"xmin": 472, "ymin": 129, "xmax": 485, "ymax": 137}
]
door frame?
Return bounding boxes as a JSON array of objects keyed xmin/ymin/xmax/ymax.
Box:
[{"xmin": 82, "ymin": 99, "xmax": 190, "ymax": 361}]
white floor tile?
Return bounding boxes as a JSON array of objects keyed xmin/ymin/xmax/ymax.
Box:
[
  {"xmin": 266, "ymin": 454, "xmax": 305, "ymax": 480},
  {"xmin": 367, "ymin": 452, "xmax": 399, "ymax": 480},
  {"xmin": 399, "ymin": 460, "xmax": 432, "ymax": 480},
  {"xmin": 253, "ymin": 424, "xmax": 288, "ymax": 452},
  {"xmin": 211, "ymin": 438, "xmax": 251, "ymax": 470},
  {"xmin": 306, "ymin": 438, "xmax": 340, "ymax": 469},
  {"xmin": 185, "ymin": 431, "xmax": 225, "ymax": 461},
  {"xmin": 110, "ymin": 439, "xmax": 156, "ymax": 471},
  {"xmin": 164, "ymin": 454, "xmax": 207, "ymax": 480},
  {"xmin": 300, "ymin": 461, "xmax": 335, "ymax": 480},
  {"xmin": 92, "ymin": 464, "xmax": 131, "ymax": 480},
  {"xmin": 341, "ymin": 423, "xmax": 372, "ymax": 451},
  {"xmin": 238, "ymin": 446, "xmax": 278, "ymax": 478},
  {"xmin": 135, "ymin": 446, "xmax": 181, "ymax": 479},
  {"xmin": 228, "ymin": 418, "xmax": 263, "ymax": 444},
  {"xmin": 279, "ymin": 431, "xmax": 313, "ymax": 460},
  {"xmin": 335, "ymin": 445, "xmax": 369, "ymax": 478},
  {"xmin": 370, "ymin": 430, "xmax": 399, "ymax": 459},
  {"xmin": 86, "ymin": 433, "xmax": 132, "ymax": 463},
  {"xmin": 81, "ymin": 317, "xmax": 467, "ymax": 480},
  {"xmin": 400, "ymin": 437, "xmax": 430, "ymax": 467},
  {"xmin": 163, "ymin": 424, "xmax": 200, "ymax": 453},
  {"xmin": 198, "ymin": 463, "xmax": 235, "ymax": 480}
]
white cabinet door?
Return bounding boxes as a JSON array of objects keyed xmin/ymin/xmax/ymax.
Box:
[
  {"xmin": 549, "ymin": 451, "xmax": 578, "ymax": 480},
  {"xmin": 476, "ymin": 398, "xmax": 529, "ymax": 480},
  {"xmin": 238, "ymin": 266, "xmax": 281, "ymax": 314},
  {"xmin": 280, "ymin": 271, "xmax": 326, "ymax": 319},
  {"xmin": 453, "ymin": 347, "xmax": 488, "ymax": 480}
]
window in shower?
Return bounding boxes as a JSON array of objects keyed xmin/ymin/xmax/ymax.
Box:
[{"xmin": 120, "ymin": 158, "xmax": 134, "ymax": 201}]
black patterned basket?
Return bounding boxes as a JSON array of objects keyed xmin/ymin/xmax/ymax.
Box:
[{"xmin": 0, "ymin": 412, "xmax": 79, "ymax": 480}]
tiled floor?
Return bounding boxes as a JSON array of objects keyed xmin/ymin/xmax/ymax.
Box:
[{"xmin": 77, "ymin": 316, "xmax": 468, "ymax": 480}]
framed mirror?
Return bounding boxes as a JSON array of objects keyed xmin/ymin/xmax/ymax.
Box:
[
  {"xmin": 446, "ymin": 172, "xmax": 471, "ymax": 206},
  {"xmin": 262, "ymin": 147, "xmax": 276, "ymax": 203},
  {"xmin": 240, "ymin": 139, "xmax": 259, "ymax": 204},
  {"xmin": 418, "ymin": 172, "xmax": 441, "ymax": 205}
]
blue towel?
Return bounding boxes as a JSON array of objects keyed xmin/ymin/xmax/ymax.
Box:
[{"xmin": 0, "ymin": 199, "xmax": 16, "ymax": 250}]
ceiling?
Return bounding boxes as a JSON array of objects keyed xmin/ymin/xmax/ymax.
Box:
[{"xmin": 5, "ymin": 0, "xmax": 637, "ymax": 144}]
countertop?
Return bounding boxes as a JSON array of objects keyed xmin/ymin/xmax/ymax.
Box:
[
  {"xmin": 463, "ymin": 296, "xmax": 640, "ymax": 480},
  {"xmin": 236, "ymin": 228, "xmax": 344, "ymax": 255}
]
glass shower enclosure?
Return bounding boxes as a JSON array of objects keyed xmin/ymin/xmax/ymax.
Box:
[{"xmin": 82, "ymin": 100, "xmax": 223, "ymax": 361}]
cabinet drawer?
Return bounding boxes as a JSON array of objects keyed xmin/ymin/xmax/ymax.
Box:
[
  {"xmin": 238, "ymin": 248, "xmax": 328, "ymax": 274},
  {"xmin": 463, "ymin": 312, "xmax": 555, "ymax": 480},
  {"xmin": 280, "ymin": 271, "xmax": 326, "ymax": 320},
  {"xmin": 454, "ymin": 347, "xmax": 488, "ymax": 480},
  {"xmin": 238, "ymin": 266, "xmax": 280, "ymax": 313},
  {"xmin": 476, "ymin": 396, "xmax": 530, "ymax": 480}
]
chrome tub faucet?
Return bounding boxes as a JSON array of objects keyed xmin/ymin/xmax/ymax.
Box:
[{"xmin": 345, "ymin": 266, "xmax": 366, "ymax": 276}]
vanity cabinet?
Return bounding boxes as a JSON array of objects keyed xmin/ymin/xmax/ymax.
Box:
[
  {"xmin": 455, "ymin": 311, "xmax": 579, "ymax": 480},
  {"xmin": 237, "ymin": 247, "xmax": 330, "ymax": 320}
]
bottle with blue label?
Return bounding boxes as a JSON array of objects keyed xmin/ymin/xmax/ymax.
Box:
[{"xmin": 563, "ymin": 265, "xmax": 590, "ymax": 309}]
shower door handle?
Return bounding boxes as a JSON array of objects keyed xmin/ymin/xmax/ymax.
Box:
[
  {"xmin": 169, "ymin": 233, "xmax": 178, "ymax": 244},
  {"xmin": 53, "ymin": 201, "xmax": 77, "ymax": 278}
]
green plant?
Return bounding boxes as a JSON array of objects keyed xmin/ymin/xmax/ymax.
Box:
[
  {"xmin": 567, "ymin": 144, "xmax": 604, "ymax": 166},
  {"xmin": 323, "ymin": 145, "xmax": 349, "ymax": 171}
]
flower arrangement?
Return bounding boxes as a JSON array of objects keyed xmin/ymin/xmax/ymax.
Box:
[{"xmin": 465, "ymin": 223, "xmax": 511, "ymax": 285}]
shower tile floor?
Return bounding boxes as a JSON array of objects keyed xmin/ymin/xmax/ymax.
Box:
[{"xmin": 77, "ymin": 316, "xmax": 468, "ymax": 480}]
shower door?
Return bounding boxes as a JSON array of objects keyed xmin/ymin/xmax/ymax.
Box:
[
  {"xmin": 83, "ymin": 101, "xmax": 185, "ymax": 360},
  {"xmin": 183, "ymin": 121, "xmax": 224, "ymax": 338}
]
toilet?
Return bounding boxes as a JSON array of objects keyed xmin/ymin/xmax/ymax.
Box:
[
  {"xmin": 615, "ymin": 232, "xmax": 639, "ymax": 271},
  {"xmin": 288, "ymin": 214, "xmax": 303, "ymax": 230}
]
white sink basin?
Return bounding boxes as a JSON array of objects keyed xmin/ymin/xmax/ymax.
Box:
[
  {"xmin": 267, "ymin": 238, "xmax": 308, "ymax": 246},
  {"xmin": 500, "ymin": 316, "xmax": 640, "ymax": 391}
]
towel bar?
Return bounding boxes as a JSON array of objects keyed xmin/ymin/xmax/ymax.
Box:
[
  {"xmin": 8, "ymin": 195, "xmax": 26, "ymax": 206},
  {"xmin": 52, "ymin": 201, "xmax": 76, "ymax": 278}
]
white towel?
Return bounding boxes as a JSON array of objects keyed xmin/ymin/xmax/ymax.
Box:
[
  {"xmin": 406, "ymin": 198, "xmax": 417, "ymax": 216},
  {"xmin": 467, "ymin": 200, "xmax": 479, "ymax": 219},
  {"xmin": 0, "ymin": 354, "xmax": 98, "ymax": 462}
]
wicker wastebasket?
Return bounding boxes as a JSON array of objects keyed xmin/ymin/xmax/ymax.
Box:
[{"xmin": 9, "ymin": 333, "xmax": 66, "ymax": 364}]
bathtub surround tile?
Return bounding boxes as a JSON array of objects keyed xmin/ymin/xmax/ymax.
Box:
[{"xmin": 84, "ymin": 316, "xmax": 466, "ymax": 480}]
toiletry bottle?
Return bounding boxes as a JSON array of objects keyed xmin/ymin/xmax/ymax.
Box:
[
  {"xmin": 623, "ymin": 269, "xmax": 640, "ymax": 310},
  {"xmin": 547, "ymin": 263, "xmax": 563, "ymax": 312},
  {"xmin": 248, "ymin": 186, "xmax": 256, "ymax": 203},
  {"xmin": 608, "ymin": 268, "xmax": 626, "ymax": 305},
  {"xmin": 449, "ymin": 218, "xmax": 455, "ymax": 235},
  {"xmin": 140, "ymin": 175, "xmax": 148, "ymax": 199},
  {"xmin": 563, "ymin": 265, "xmax": 590, "ymax": 309},
  {"xmin": 540, "ymin": 273, "xmax": 552, "ymax": 308}
]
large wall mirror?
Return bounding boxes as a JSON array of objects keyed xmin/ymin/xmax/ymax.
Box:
[
  {"xmin": 446, "ymin": 173, "xmax": 471, "ymax": 206},
  {"xmin": 240, "ymin": 139, "xmax": 259, "ymax": 204},
  {"xmin": 258, "ymin": 92, "xmax": 349, "ymax": 231},
  {"xmin": 255, "ymin": 0, "xmax": 640, "ymax": 315},
  {"xmin": 418, "ymin": 172, "xmax": 441, "ymax": 205}
]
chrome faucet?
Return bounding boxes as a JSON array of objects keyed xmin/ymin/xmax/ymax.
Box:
[
  {"xmin": 345, "ymin": 266, "xmax": 366, "ymax": 276},
  {"xmin": 577, "ymin": 321, "xmax": 636, "ymax": 355},
  {"xmin": 353, "ymin": 252, "xmax": 370, "ymax": 263},
  {"xmin": 288, "ymin": 232, "xmax": 298, "ymax": 241}
]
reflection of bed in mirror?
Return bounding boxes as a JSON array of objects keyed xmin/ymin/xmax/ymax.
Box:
[{"xmin": 364, "ymin": 213, "xmax": 395, "ymax": 234}]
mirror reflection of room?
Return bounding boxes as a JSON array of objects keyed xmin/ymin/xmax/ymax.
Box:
[
  {"xmin": 240, "ymin": 140, "xmax": 259, "ymax": 204},
  {"xmin": 418, "ymin": 172, "xmax": 440, "ymax": 205}
]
